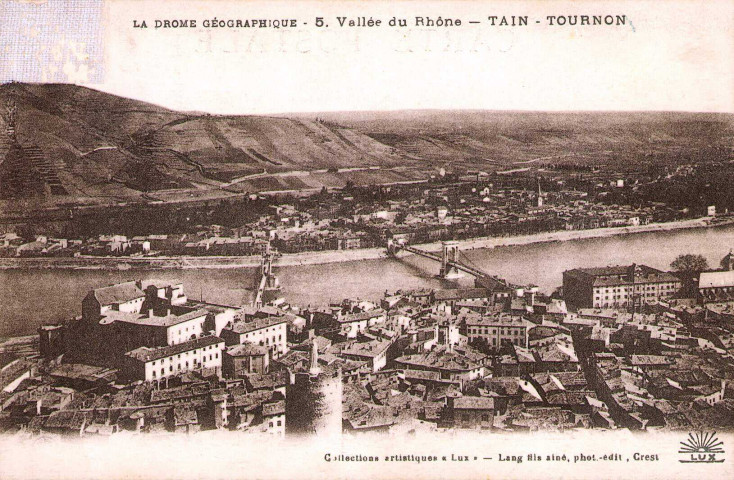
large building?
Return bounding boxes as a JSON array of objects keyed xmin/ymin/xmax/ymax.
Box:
[
  {"xmin": 82, "ymin": 281, "xmax": 146, "ymax": 321},
  {"xmin": 394, "ymin": 346, "xmax": 487, "ymax": 385},
  {"xmin": 220, "ymin": 316, "xmax": 288, "ymax": 359},
  {"xmin": 335, "ymin": 309, "xmax": 387, "ymax": 338},
  {"xmin": 698, "ymin": 270, "xmax": 734, "ymax": 303},
  {"xmin": 460, "ymin": 313, "xmax": 529, "ymax": 351},
  {"xmin": 65, "ymin": 280, "xmax": 239, "ymax": 374},
  {"xmin": 123, "ymin": 335, "xmax": 225, "ymax": 382},
  {"xmin": 563, "ymin": 264, "xmax": 681, "ymax": 308}
]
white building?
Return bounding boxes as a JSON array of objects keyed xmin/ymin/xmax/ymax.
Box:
[
  {"xmin": 124, "ymin": 335, "xmax": 225, "ymax": 382},
  {"xmin": 221, "ymin": 316, "xmax": 289, "ymax": 359},
  {"xmin": 336, "ymin": 309, "xmax": 387, "ymax": 338}
]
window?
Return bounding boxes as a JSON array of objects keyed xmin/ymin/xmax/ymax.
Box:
[
  {"xmin": 161, "ymin": 368, "xmax": 165, "ymax": 375},
  {"xmin": 277, "ymin": 420, "xmax": 282, "ymax": 426}
]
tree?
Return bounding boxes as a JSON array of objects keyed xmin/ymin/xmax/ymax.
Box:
[
  {"xmin": 670, "ymin": 254, "xmax": 709, "ymax": 273},
  {"xmin": 721, "ymin": 250, "xmax": 733, "ymax": 271}
]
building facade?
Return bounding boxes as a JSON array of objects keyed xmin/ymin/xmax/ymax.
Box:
[
  {"xmin": 123, "ymin": 335, "xmax": 225, "ymax": 382},
  {"xmin": 563, "ymin": 265, "xmax": 681, "ymax": 308},
  {"xmin": 461, "ymin": 314, "xmax": 529, "ymax": 351},
  {"xmin": 220, "ymin": 316, "xmax": 288, "ymax": 359}
]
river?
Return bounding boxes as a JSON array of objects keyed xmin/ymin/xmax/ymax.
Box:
[{"xmin": 1, "ymin": 224, "xmax": 733, "ymax": 337}]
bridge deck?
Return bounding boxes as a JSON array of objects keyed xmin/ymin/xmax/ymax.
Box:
[{"xmin": 395, "ymin": 244, "xmax": 507, "ymax": 287}]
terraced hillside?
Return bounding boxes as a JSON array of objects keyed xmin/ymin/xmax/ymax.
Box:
[
  {"xmin": 0, "ymin": 83, "xmax": 732, "ymax": 212},
  {"xmin": 0, "ymin": 83, "xmax": 408, "ymax": 209}
]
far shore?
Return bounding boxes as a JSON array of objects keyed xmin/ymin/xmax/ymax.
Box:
[{"xmin": 0, "ymin": 216, "xmax": 732, "ymax": 271}]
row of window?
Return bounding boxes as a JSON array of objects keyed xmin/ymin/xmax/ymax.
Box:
[
  {"xmin": 151, "ymin": 345, "xmax": 219, "ymax": 366},
  {"xmin": 596, "ymin": 282, "xmax": 677, "ymax": 293},
  {"xmin": 150, "ymin": 352, "xmax": 219, "ymax": 378},
  {"xmin": 468, "ymin": 327, "xmax": 524, "ymax": 336}
]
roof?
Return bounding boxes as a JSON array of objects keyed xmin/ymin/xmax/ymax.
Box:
[
  {"xmin": 534, "ymin": 343, "xmax": 578, "ymax": 363},
  {"xmin": 577, "ymin": 309, "xmax": 619, "ymax": 319},
  {"xmin": 126, "ymin": 335, "xmax": 224, "ymax": 363},
  {"xmin": 294, "ymin": 336, "xmax": 332, "ymax": 353},
  {"xmin": 243, "ymin": 371, "xmax": 288, "ymax": 390},
  {"xmin": 100, "ymin": 308, "xmax": 209, "ymax": 327},
  {"xmin": 463, "ymin": 314, "xmax": 527, "ymax": 327},
  {"xmin": 513, "ymin": 346, "xmax": 536, "ymax": 363},
  {"xmin": 49, "ymin": 364, "xmax": 117, "ymax": 384},
  {"xmin": 699, "ymin": 271, "xmax": 734, "ymax": 289},
  {"xmin": 262, "ymin": 400, "xmax": 286, "ymax": 416},
  {"xmin": 565, "ymin": 265, "xmax": 679, "ymax": 286},
  {"xmin": 150, "ymin": 383, "xmax": 211, "ymax": 403},
  {"xmin": 565, "ymin": 265, "xmax": 631, "ymax": 277},
  {"xmin": 338, "ymin": 340, "xmax": 391, "ymax": 359},
  {"xmin": 403, "ymin": 369, "xmax": 441, "ymax": 382},
  {"xmin": 453, "ymin": 396, "xmax": 495, "ymax": 410},
  {"xmin": 44, "ymin": 410, "xmax": 88, "ymax": 431},
  {"xmin": 173, "ymin": 407, "xmax": 198, "ymax": 426},
  {"xmin": 226, "ymin": 343, "xmax": 268, "ymax": 357},
  {"xmin": 139, "ymin": 279, "xmax": 183, "ymax": 290},
  {"xmin": 545, "ymin": 391, "xmax": 594, "ymax": 406},
  {"xmin": 433, "ymin": 288, "xmax": 489, "ymax": 301},
  {"xmin": 630, "ymin": 355, "xmax": 672, "ymax": 367},
  {"xmin": 338, "ymin": 309, "xmax": 386, "ymax": 324},
  {"xmin": 395, "ymin": 347, "xmax": 485, "ymax": 373},
  {"xmin": 92, "ymin": 281, "xmax": 144, "ymax": 306},
  {"xmin": 227, "ymin": 316, "xmax": 287, "ymax": 334}
]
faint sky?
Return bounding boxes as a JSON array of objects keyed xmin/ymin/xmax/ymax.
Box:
[{"xmin": 1, "ymin": 0, "xmax": 733, "ymax": 114}]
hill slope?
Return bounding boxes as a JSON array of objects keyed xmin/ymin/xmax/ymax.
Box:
[
  {"xmin": 0, "ymin": 83, "xmax": 732, "ymax": 210},
  {"xmin": 0, "ymin": 83, "xmax": 406, "ymax": 206}
]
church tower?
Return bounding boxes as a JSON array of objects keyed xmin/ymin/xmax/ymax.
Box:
[{"xmin": 537, "ymin": 178, "xmax": 543, "ymax": 208}]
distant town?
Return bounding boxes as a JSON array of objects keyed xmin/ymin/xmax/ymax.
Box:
[
  {"xmin": 1, "ymin": 238, "xmax": 733, "ymax": 436},
  {"xmin": 1, "ymin": 166, "xmax": 732, "ymax": 263}
]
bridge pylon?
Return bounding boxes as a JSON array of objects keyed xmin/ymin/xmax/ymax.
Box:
[
  {"xmin": 254, "ymin": 242, "xmax": 281, "ymax": 309},
  {"xmin": 440, "ymin": 241, "xmax": 461, "ymax": 279}
]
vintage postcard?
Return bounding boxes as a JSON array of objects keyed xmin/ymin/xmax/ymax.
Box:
[{"xmin": 0, "ymin": 0, "xmax": 733, "ymax": 479}]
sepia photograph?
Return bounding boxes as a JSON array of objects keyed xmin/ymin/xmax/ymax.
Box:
[{"xmin": 0, "ymin": 1, "xmax": 732, "ymax": 479}]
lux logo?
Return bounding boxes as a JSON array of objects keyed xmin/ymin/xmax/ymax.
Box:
[{"xmin": 679, "ymin": 432, "xmax": 725, "ymax": 464}]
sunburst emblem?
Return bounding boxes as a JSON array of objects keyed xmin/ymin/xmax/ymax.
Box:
[{"xmin": 679, "ymin": 432, "xmax": 724, "ymax": 454}]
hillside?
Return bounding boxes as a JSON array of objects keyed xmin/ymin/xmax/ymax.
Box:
[
  {"xmin": 0, "ymin": 83, "xmax": 409, "ymax": 208},
  {"xmin": 0, "ymin": 83, "xmax": 732, "ymax": 211}
]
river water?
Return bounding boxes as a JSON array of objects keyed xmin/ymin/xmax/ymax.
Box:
[{"xmin": 1, "ymin": 225, "xmax": 733, "ymax": 337}]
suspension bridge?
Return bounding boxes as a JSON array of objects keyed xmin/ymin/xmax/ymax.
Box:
[{"xmin": 387, "ymin": 239, "xmax": 509, "ymax": 290}]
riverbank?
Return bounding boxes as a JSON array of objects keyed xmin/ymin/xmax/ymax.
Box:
[{"xmin": 0, "ymin": 216, "xmax": 731, "ymax": 271}]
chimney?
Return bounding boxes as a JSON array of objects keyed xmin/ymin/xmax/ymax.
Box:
[
  {"xmin": 148, "ymin": 308, "xmax": 153, "ymax": 318},
  {"xmin": 167, "ymin": 308, "xmax": 171, "ymax": 317}
]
